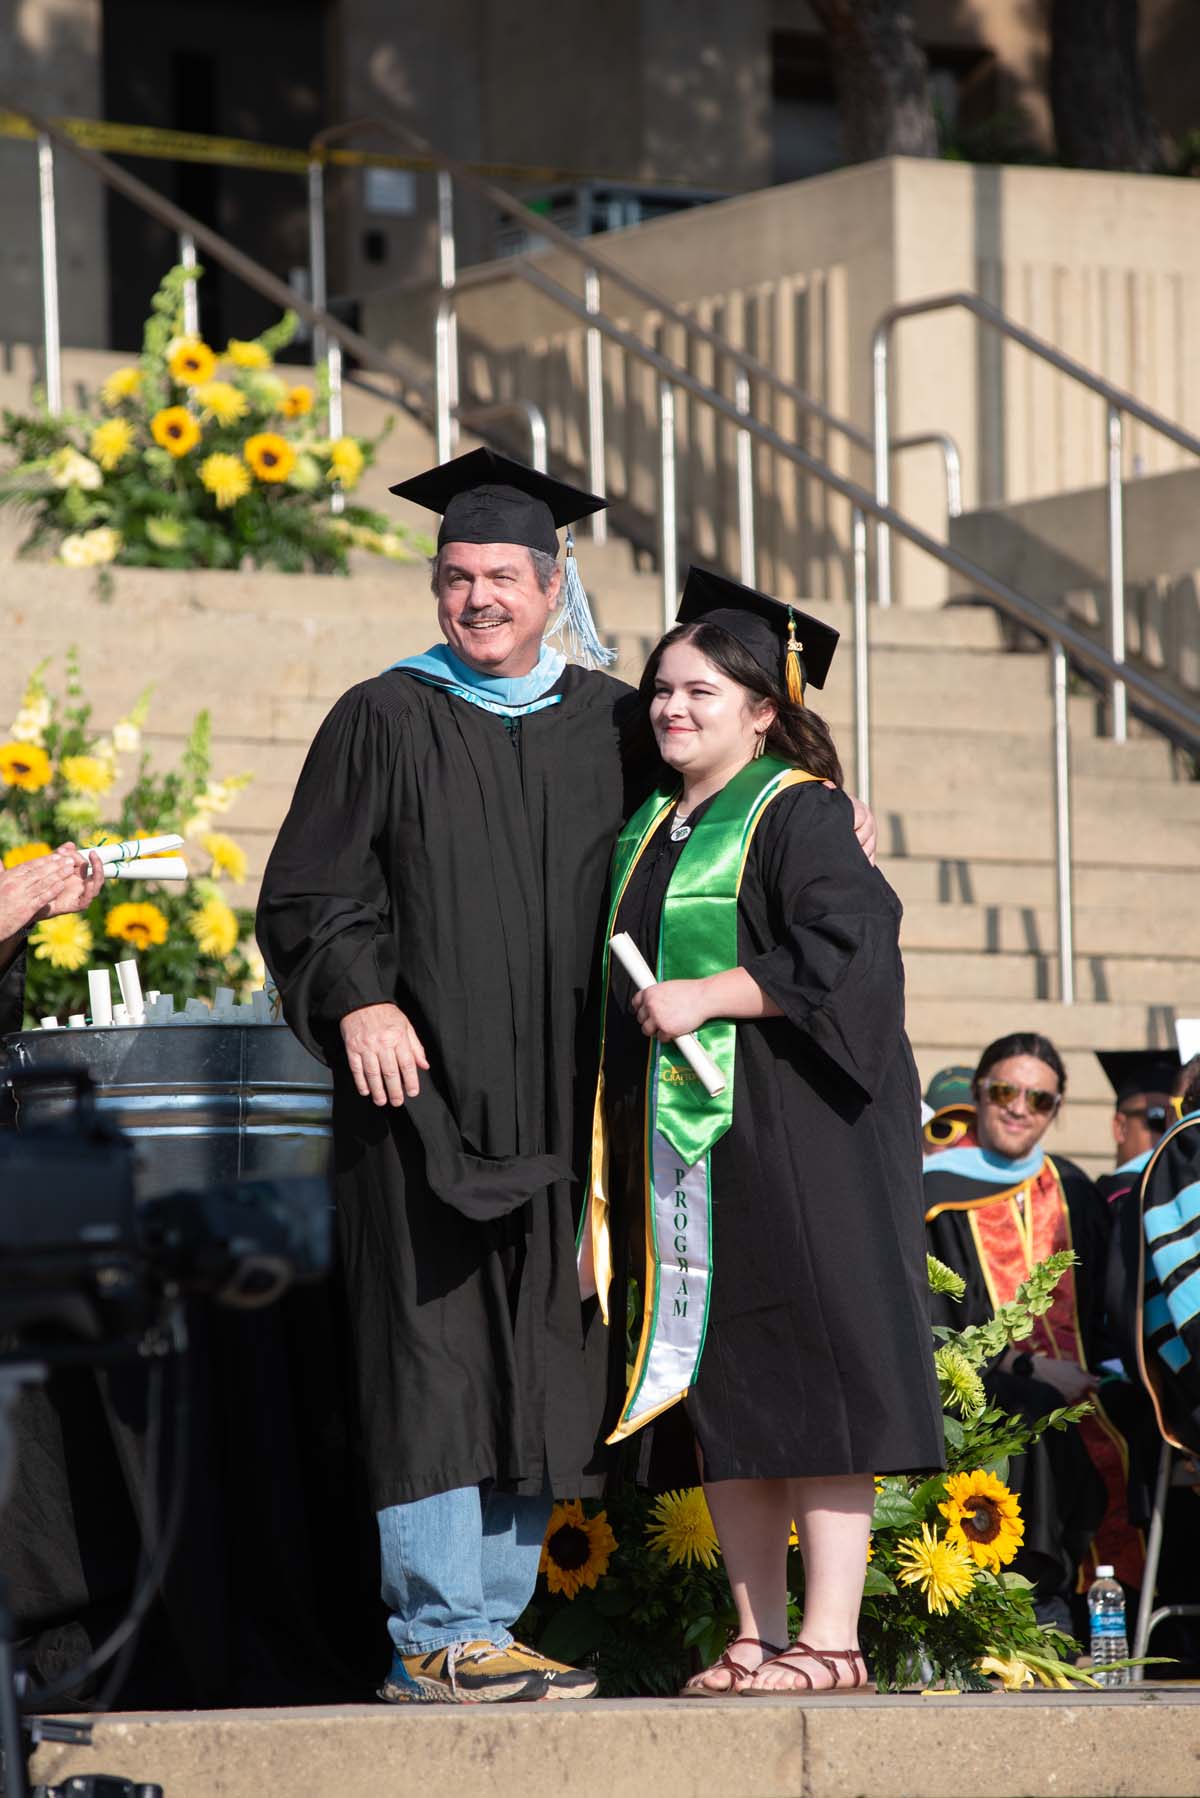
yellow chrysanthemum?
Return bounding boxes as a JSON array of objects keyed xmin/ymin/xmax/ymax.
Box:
[
  {"xmin": 30, "ymin": 913, "xmax": 93, "ymax": 972},
  {"xmin": 939, "ymin": 1470, "xmax": 1025, "ymax": 1572},
  {"xmin": 101, "ymin": 365, "xmax": 141, "ymax": 407},
  {"xmin": 328, "ymin": 436, "xmax": 364, "ymax": 489},
  {"xmin": 281, "ymin": 384, "xmax": 314, "ymax": 418},
  {"xmin": 895, "ymin": 1524, "xmax": 976, "ymax": 1617},
  {"xmin": 3, "ymin": 841, "xmax": 52, "ymax": 868},
  {"xmin": 645, "ymin": 1487, "xmax": 720, "ymax": 1570},
  {"xmin": 151, "ymin": 407, "xmax": 202, "ymax": 458},
  {"xmin": 60, "ymin": 754, "xmax": 114, "ymax": 796},
  {"xmin": 195, "ymin": 380, "xmax": 249, "ymax": 427},
  {"xmin": 199, "ymin": 452, "xmax": 252, "ymax": 510},
  {"xmin": 106, "ymin": 901, "xmax": 169, "ymax": 950},
  {"xmin": 0, "ymin": 741, "xmax": 52, "ymax": 791},
  {"xmin": 188, "ymin": 897, "xmax": 239, "ymax": 959},
  {"xmin": 225, "ymin": 338, "xmax": 271, "ymax": 370},
  {"xmin": 202, "ymin": 831, "xmax": 247, "ymax": 884},
  {"xmin": 539, "ymin": 1499, "xmax": 617, "ymax": 1600},
  {"xmin": 244, "ymin": 433, "xmax": 295, "ymax": 483},
  {"xmin": 168, "ymin": 339, "xmax": 217, "ymax": 384},
  {"xmin": 90, "ymin": 417, "xmax": 135, "ymax": 472}
]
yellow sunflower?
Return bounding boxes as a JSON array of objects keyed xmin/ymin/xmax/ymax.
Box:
[
  {"xmin": 895, "ymin": 1524, "xmax": 976, "ymax": 1616},
  {"xmin": 168, "ymin": 339, "xmax": 217, "ymax": 385},
  {"xmin": 195, "ymin": 380, "xmax": 249, "ymax": 427},
  {"xmin": 199, "ymin": 452, "xmax": 252, "ymax": 510},
  {"xmin": 106, "ymin": 901, "xmax": 169, "ymax": 949},
  {"xmin": 645, "ymin": 1487, "xmax": 720, "ymax": 1570},
  {"xmin": 101, "ymin": 365, "xmax": 141, "ymax": 407},
  {"xmin": 0, "ymin": 741, "xmax": 52, "ymax": 791},
  {"xmin": 60, "ymin": 754, "xmax": 114, "ymax": 796},
  {"xmin": 281, "ymin": 384, "xmax": 314, "ymax": 418},
  {"xmin": 30, "ymin": 914, "xmax": 92, "ymax": 972},
  {"xmin": 188, "ymin": 897, "xmax": 239, "ymax": 958},
  {"xmin": 539, "ymin": 1499, "xmax": 617, "ymax": 1600},
  {"xmin": 151, "ymin": 407, "xmax": 202, "ymax": 458},
  {"xmin": 939, "ymin": 1470, "xmax": 1024, "ymax": 1572},
  {"xmin": 3, "ymin": 841, "xmax": 52, "ymax": 868},
  {"xmin": 90, "ymin": 417, "xmax": 135, "ymax": 471},
  {"xmin": 328, "ymin": 435, "xmax": 364, "ymax": 489},
  {"xmin": 244, "ymin": 433, "xmax": 295, "ymax": 483},
  {"xmin": 225, "ymin": 338, "xmax": 272, "ymax": 370},
  {"xmin": 202, "ymin": 831, "xmax": 247, "ymax": 884}
]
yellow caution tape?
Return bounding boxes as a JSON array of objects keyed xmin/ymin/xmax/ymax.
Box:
[{"xmin": 0, "ymin": 110, "xmax": 705, "ymax": 189}]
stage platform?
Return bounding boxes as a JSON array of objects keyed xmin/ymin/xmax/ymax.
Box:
[{"xmin": 27, "ymin": 1686, "xmax": 1200, "ymax": 1798}]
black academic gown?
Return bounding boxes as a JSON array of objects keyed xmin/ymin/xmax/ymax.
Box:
[
  {"xmin": 257, "ymin": 665, "xmax": 639, "ymax": 1510},
  {"xmin": 602, "ymin": 782, "xmax": 945, "ymax": 1484}
]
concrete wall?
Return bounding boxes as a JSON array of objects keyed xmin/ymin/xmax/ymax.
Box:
[{"xmin": 364, "ymin": 157, "xmax": 1200, "ymax": 607}]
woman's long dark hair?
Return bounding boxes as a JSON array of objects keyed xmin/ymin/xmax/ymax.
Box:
[{"xmin": 638, "ymin": 622, "xmax": 844, "ymax": 786}]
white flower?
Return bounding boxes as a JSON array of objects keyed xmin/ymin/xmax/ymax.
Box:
[
  {"xmin": 50, "ymin": 448, "xmax": 103, "ymax": 491},
  {"xmin": 184, "ymin": 812, "xmax": 213, "ymax": 840},
  {"xmin": 200, "ymin": 782, "xmax": 232, "ymax": 814},
  {"xmin": 83, "ymin": 526, "xmax": 121, "ymax": 565},
  {"xmin": 60, "ymin": 533, "xmax": 94, "ymax": 567},
  {"xmin": 92, "ymin": 735, "xmax": 116, "ymax": 764},
  {"xmin": 112, "ymin": 719, "xmax": 141, "ymax": 755},
  {"xmin": 8, "ymin": 707, "xmax": 46, "ymax": 744}
]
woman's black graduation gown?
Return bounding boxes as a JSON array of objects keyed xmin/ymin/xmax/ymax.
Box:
[
  {"xmin": 257, "ymin": 664, "xmax": 638, "ymax": 1510},
  {"xmin": 603, "ymin": 781, "xmax": 944, "ymax": 1482}
]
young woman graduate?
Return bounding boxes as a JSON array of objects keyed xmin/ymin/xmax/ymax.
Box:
[{"xmin": 579, "ymin": 569, "xmax": 944, "ymax": 1697}]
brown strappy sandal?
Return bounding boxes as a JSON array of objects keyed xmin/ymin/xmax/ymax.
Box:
[
  {"xmin": 679, "ymin": 1635, "xmax": 785, "ymax": 1697},
  {"xmin": 740, "ymin": 1639, "xmax": 875, "ymax": 1697}
]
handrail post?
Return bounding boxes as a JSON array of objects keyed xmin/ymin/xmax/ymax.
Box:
[
  {"xmin": 584, "ymin": 268, "xmax": 607, "ymax": 544},
  {"xmin": 307, "ymin": 156, "xmax": 327, "ymax": 372},
  {"xmin": 36, "ymin": 133, "xmax": 62, "ymax": 416},
  {"xmin": 1051, "ymin": 642, "xmax": 1075, "ymax": 1004},
  {"xmin": 659, "ymin": 381, "xmax": 678, "ymax": 635},
  {"xmin": 327, "ymin": 339, "xmax": 345, "ymax": 513},
  {"xmin": 179, "ymin": 232, "xmax": 199, "ymax": 337},
  {"xmin": 871, "ymin": 324, "xmax": 891, "ymax": 609},
  {"xmin": 1106, "ymin": 404, "xmax": 1128, "ymax": 743},
  {"xmin": 436, "ymin": 170, "xmax": 459, "ymax": 456},
  {"xmin": 852, "ymin": 506, "xmax": 871, "ymax": 808},
  {"xmin": 735, "ymin": 370, "xmax": 755, "ymax": 587}
]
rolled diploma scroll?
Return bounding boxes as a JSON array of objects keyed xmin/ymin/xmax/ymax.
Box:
[
  {"xmin": 112, "ymin": 857, "xmax": 189, "ymax": 882},
  {"xmin": 87, "ymin": 968, "xmax": 113, "ymax": 1027},
  {"xmin": 91, "ymin": 834, "xmax": 184, "ymax": 867},
  {"xmin": 608, "ymin": 932, "xmax": 726, "ymax": 1099},
  {"xmin": 116, "ymin": 958, "xmax": 145, "ymax": 1021}
]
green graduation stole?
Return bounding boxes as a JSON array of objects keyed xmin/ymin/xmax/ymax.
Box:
[{"xmin": 582, "ymin": 755, "xmax": 818, "ymax": 1442}]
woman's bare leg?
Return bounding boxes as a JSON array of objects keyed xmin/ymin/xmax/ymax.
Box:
[
  {"xmin": 747, "ymin": 1473, "xmax": 874, "ymax": 1692},
  {"xmin": 685, "ymin": 1478, "xmax": 792, "ymax": 1692}
]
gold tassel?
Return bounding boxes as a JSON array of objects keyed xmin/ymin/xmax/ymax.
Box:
[{"xmin": 785, "ymin": 614, "xmax": 805, "ymax": 707}]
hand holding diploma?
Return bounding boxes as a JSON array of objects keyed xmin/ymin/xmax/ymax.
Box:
[
  {"xmin": 609, "ymin": 932, "xmax": 726, "ymax": 1098},
  {"xmin": 340, "ymin": 1001, "xmax": 431, "ymax": 1108}
]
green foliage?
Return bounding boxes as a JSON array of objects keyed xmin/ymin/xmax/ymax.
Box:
[{"xmin": 0, "ymin": 265, "xmax": 430, "ymax": 576}]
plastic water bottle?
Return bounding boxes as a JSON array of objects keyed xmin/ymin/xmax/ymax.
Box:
[{"xmin": 1087, "ymin": 1564, "xmax": 1130, "ymax": 1686}]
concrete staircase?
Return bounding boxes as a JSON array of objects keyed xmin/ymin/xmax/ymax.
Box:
[{"xmin": 2, "ymin": 346, "xmax": 1195, "ymax": 1176}]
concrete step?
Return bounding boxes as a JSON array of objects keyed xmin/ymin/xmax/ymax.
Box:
[
  {"xmin": 904, "ymin": 947, "xmax": 1196, "ymax": 1005},
  {"xmin": 26, "ymin": 1690, "xmax": 1200, "ymax": 1798},
  {"xmin": 900, "ymin": 899, "xmax": 1200, "ymax": 959},
  {"xmin": 906, "ymin": 995, "xmax": 1181, "ymax": 1053},
  {"xmin": 888, "ymin": 857, "xmax": 1197, "ymax": 912}
]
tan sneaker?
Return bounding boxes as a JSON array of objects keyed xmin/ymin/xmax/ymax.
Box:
[
  {"xmin": 506, "ymin": 1641, "xmax": 600, "ymax": 1700},
  {"xmin": 379, "ymin": 1639, "xmax": 549, "ymax": 1704}
]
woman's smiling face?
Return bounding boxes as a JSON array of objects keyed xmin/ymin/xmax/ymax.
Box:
[{"xmin": 649, "ymin": 639, "xmax": 773, "ymax": 783}]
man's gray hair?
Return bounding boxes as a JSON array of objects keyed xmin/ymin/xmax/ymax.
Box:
[{"xmin": 429, "ymin": 546, "xmax": 560, "ymax": 595}]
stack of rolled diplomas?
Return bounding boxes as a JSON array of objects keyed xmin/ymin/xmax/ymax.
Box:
[{"xmin": 87, "ymin": 833, "xmax": 190, "ymax": 883}]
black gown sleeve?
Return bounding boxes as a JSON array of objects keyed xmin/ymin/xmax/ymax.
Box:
[
  {"xmin": 0, "ymin": 942, "xmax": 26, "ymax": 1039},
  {"xmin": 744, "ymin": 783, "xmax": 906, "ymax": 1101},
  {"xmin": 256, "ymin": 685, "xmax": 403, "ymax": 1062}
]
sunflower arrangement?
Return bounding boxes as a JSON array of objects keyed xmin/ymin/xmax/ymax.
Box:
[
  {"xmin": 0, "ymin": 653, "xmax": 260, "ymax": 1023},
  {"xmin": 0, "ymin": 264, "xmax": 427, "ymax": 576},
  {"xmin": 517, "ymin": 1251, "xmax": 1111, "ymax": 1697}
]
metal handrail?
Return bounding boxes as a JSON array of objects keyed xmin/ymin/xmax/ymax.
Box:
[
  {"xmin": 310, "ymin": 117, "xmax": 964, "ymax": 558},
  {"xmin": 873, "ymin": 289, "xmax": 1200, "ymax": 744}
]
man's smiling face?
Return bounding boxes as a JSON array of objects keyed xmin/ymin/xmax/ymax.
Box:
[{"xmin": 435, "ymin": 541, "xmax": 561, "ymax": 677}]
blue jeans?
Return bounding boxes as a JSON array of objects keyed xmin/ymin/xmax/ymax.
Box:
[{"xmin": 378, "ymin": 1483, "xmax": 553, "ymax": 1656}]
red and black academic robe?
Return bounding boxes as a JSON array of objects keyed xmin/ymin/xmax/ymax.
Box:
[{"xmin": 925, "ymin": 1123, "xmax": 1150, "ymax": 1594}]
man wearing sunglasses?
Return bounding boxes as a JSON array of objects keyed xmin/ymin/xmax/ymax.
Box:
[
  {"xmin": 925, "ymin": 1032, "xmax": 1147, "ymax": 1631},
  {"xmin": 1095, "ymin": 1051, "xmax": 1181, "ymax": 1208}
]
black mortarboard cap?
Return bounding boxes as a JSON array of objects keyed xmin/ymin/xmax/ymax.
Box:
[
  {"xmin": 675, "ymin": 566, "xmax": 839, "ymax": 695},
  {"xmin": 389, "ymin": 448, "xmax": 606, "ymax": 555},
  {"xmin": 1096, "ymin": 1049, "xmax": 1181, "ymax": 1105}
]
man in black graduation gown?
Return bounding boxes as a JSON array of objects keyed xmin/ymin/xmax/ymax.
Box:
[{"xmin": 1094, "ymin": 1050, "xmax": 1180, "ymax": 1208}]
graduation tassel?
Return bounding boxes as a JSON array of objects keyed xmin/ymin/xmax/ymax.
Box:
[
  {"xmin": 785, "ymin": 611, "xmax": 806, "ymax": 706},
  {"xmin": 546, "ymin": 529, "xmax": 618, "ymax": 670}
]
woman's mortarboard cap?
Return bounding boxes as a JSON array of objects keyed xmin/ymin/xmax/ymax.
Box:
[
  {"xmin": 1095, "ymin": 1049, "xmax": 1180, "ymax": 1105},
  {"xmin": 389, "ymin": 448, "xmax": 607, "ymax": 555},
  {"xmin": 675, "ymin": 566, "xmax": 839, "ymax": 697}
]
